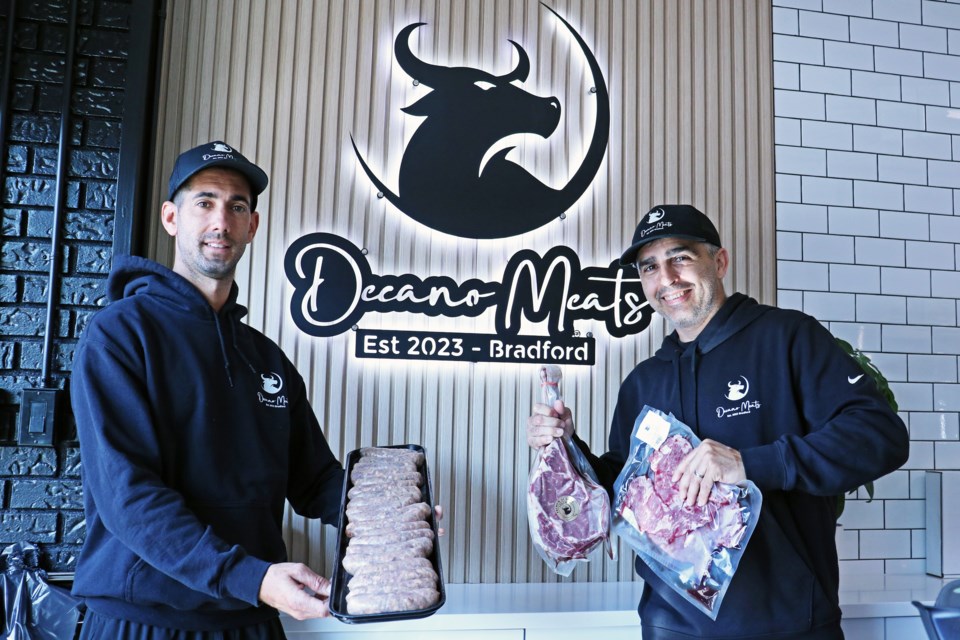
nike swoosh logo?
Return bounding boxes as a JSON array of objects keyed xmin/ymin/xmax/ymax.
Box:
[{"xmin": 848, "ymin": 374, "xmax": 864, "ymax": 384}]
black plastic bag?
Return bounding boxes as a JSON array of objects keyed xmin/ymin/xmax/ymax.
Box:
[{"xmin": 2, "ymin": 542, "xmax": 80, "ymax": 640}]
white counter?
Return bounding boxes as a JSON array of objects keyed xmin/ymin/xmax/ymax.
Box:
[{"xmin": 283, "ymin": 573, "xmax": 951, "ymax": 639}]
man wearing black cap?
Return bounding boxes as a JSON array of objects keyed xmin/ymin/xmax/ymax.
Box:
[
  {"xmin": 70, "ymin": 141, "xmax": 344, "ymax": 638},
  {"xmin": 528, "ymin": 205, "xmax": 909, "ymax": 639}
]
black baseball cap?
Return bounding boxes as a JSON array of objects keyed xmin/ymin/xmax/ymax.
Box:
[
  {"xmin": 167, "ymin": 141, "xmax": 269, "ymax": 209},
  {"xmin": 619, "ymin": 204, "xmax": 722, "ymax": 266}
]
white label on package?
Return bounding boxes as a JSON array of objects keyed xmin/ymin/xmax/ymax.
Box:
[{"xmin": 634, "ymin": 411, "xmax": 670, "ymax": 449}]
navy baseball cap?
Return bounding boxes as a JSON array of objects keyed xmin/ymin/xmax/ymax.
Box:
[
  {"xmin": 619, "ymin": 204, "xmax": 722, "ymax": 266},
  {"xmin": 167, "ymin": 141, "xmax": 269, "ymax": 209}
]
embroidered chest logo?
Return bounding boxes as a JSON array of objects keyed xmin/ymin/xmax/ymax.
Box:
[
  {"xmin": 258, "ymin": 371, "xmax": 288, "ymax": 409},
  {"xmin": 725, "ymin": 376, "xmax": 749, "ymax": 401},
  {"xmin": 717, "ymin": 375, "xmax": 760, "ymax": 418}
]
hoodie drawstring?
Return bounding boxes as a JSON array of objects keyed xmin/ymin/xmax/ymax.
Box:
[
  {"xmin": 230, "ymin": 315, "xmax": 259, "ymax": 375},
  {"xmin": 214, "ymin": 315, "xmax": 234, "ymax": 388},
  {"xmin": 676, "ymin": 342, "xmax": 701, "ymax": 435},
  {"xmin": 672, "ymin": 355, "xmax": 683, "ymax": 422},
  {"xmin": 690, "ymin": 347, "xmax": 700, "ymax": 434},
  {"xmin": 215, "ymin": 312, "xmax": 261, "ymax": 388}
]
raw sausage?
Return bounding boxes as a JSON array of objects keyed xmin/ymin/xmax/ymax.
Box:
[
  {"xmin": 350, "ymin": 470, "xmax": 423, "ymax": 487},
  {"xmin": 344, "ymin": 519, "xmax": 430, "ymax": 539},
  {"xmin": 346, "ymin": 527, "xmax": 435, "ymax": 547},
  {"xmin": 359, "ymin": 447, "xmax": 425, "ymax": 466},
  {"xmin": 347, "ymin": 484, "xmax": 421, "ymax": 502},
  {"xmin": 345, "ymin": 588, "xmax": 440, "ymax": 615}
]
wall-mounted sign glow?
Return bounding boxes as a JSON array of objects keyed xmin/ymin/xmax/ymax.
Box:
[
  {"xmin": 284, "ymin": 233, "xmax": 655, "ymax": 364},
  {"xmin": 350, "ymin": 3, "xmax": 609, "ymax": 239}
]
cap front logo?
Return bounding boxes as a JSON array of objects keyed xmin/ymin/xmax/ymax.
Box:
[
  {"xmin": 212, "ymin": 142, "xmax": 233, "ymax": 153},
  {"xmin": 646, "ymin": 208, "xmax": 665, "ymax": 224}
]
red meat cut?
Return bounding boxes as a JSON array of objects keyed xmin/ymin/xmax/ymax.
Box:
[
  {"xmin": 619, "ymin": 435, "xmax": 745, "ymax": 584},
  {"xmin": 528, "ymin": 438, "xmax": 610, "ymax": 571}
]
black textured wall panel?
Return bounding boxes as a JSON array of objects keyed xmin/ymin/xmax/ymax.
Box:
[{"xmin": 0, "ymin": 0, "xmax": 158, "ymax": 573}]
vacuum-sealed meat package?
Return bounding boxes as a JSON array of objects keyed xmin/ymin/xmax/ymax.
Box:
[
  {"xmin": 612, "ymin": 406, "xmax": 762, "ymax": 619},
  {"xmin": 527, "ymin": 365, "xmax": 613, "ymax": 576}
]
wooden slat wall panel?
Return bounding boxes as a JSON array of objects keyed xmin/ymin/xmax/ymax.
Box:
[{"xmin": 146, "ymin": 0, "xmax": 774, "ymax": 584}]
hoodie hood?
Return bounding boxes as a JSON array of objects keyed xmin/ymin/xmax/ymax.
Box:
[
  {"xmin": 106, "ymin": 254, "xmax": 247, "ymax": 322},
  {"xmin": 651, "ymin": 293, "xmax": 774, "ymax": 426},
  {"xmin": 106, "ymin": 255, "xmax": 254, "ymax": 386},
  {"xmin": 655, "ymin": 292, "xmax": 772, "ymax": 361}
]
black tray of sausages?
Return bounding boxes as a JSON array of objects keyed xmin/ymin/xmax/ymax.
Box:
[{"xmin": 329, "ymin": 444, "xmax": 445, "ymax": 623}]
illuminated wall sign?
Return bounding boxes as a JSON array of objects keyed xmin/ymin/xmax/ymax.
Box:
[
  {"xmin": 351, "ymin": 4, "xmax": 609, "ymax": 239},
  {"xmin": 287, "ymin": 5, "xmax": 630, "ymax": 364},
  {"xmin": 284, "ymin": 233, "xmax": 655, "ymax": 365}
]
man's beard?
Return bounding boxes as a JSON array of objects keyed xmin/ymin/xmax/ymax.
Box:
[
  {"xmin": 656, "ymin": 278, "xmax": 720, "ymax": 330},
  {"xmin": 183, "ymin": 233, "xmax": 244, "ymax": 280}
]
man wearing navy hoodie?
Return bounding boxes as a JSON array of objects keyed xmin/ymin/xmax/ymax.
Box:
[
  {"xmin": 71, "ymin": 142, "xmax": 344, "ymax": 638},
  {"xmin": 528, "ymin": 205, "xmax": 910, "ymax": 639}
]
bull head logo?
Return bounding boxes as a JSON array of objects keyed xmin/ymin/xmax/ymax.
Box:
[
  {"xmin": 351, "ymin": 4, "xmax": 609, "ymax": 239},
  {"xmin": 725, "ymin": 376, "xmax": 749, "ymax": 402},
  {"xmin": 261, "ymin": 372, "xmax": 283, "ymax": 395}
]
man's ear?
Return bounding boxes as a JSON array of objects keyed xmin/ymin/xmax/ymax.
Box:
[
  {"xmin": 715, "ymin": 247, "xmax": 730, "ymax": 279},
  {"xmin": 160, "ymin": 201, "xmax": 178, "ymax": 237},
  {"xmin": 246, "ymin": 210, "xmax": 260, "ymax": 242}
]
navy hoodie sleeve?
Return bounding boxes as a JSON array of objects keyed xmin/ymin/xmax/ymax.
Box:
[
  {"xmin": 739, "ymin": 316, "xmax": 910, "ymax": 495},
  {"xmin": 72, "ymin": 334, "xmax": 269, "ymax": 607},
  {"xmin": 283, "ymin": 366, "xmax": 344, "ymax": 523}
]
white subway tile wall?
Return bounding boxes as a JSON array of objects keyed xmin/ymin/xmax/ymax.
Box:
[
  {"xmin": 775, "ymin": 62, "xmax": 801, "ymax": 90},
  {"xmin": 935, "ymin": 384, "xmax": 960, "ymax": 409},
  {"xmin": 874, "ymin": 0, "xmax": 922, "ymax": 24},
  {"xmin": 830, "ymin": 206, "xmax": 880, "ymax": 234},
  {"xmin": 830, "ymin": 263, "xmax": 882, "ymax": 292},
  {"xmin": 778, "ymin": 202, "xmax": 830, "ymax": 231},
  {"xmin": 933, "ymin": 326, "xmax": 960, "ymax": 353},
  {"xmin": 856, "ymin": 237, "xmax": 906, "ymax": 266},
  {"xmin": 884, "ymin": 499, "xmax": 926, "ymax": 528},
  {"xmin": 774, "ymin": 0, "xmax": 960, "ymax": 577},
  {"xmin": 825, "ymin": 0, "xmax": 874, "ymax": 19},
  {"xmin": 869, "ymin": 352, "xmax": 909, "ymax": 379},
  {"xmin": 908, "ymin": 297, "xmax": 957, "ymax": 325},
  {"xmin": 831, "ymin": 321, "xmax": 884, "ymax": 349},
  {"xmin": 828, "ymin": 150, "xmax": 878, "ymax": 179},
  {"xmin": 805, "ymin": 290, "xmax": 858, "ymax": 319},
  {"xmin": 875, "ymin": 47, "xmax": 924, "ymax": 76},
  {"xmin": 910, "ymin": 412, "xmax": 960, "ymax": 438},
  {"xmin": 857, "ymin": 293, "xmax": 907, "ymax": 322},
  {"xmin": 906, "ymin": 240, "xmax": 955, "ymax": 268},
  {"xmin": 933, "ymin": 269, "xmax": 960, "ymax": 296},
  {"xmin": 851, "ymin": 18, "xmax": 902, "ymax": 46},
  {"xmin": 804, "ymin": 233, "xmax": 856, "ymax": 261},
  {"xmin": 872, "ymin": 469, "xmax": 912, "ymax": 497},
  {"xmin": 803, "ymin": 119, "xmax": 854, "ymax": 148},
  {"xmin": 904, "ymin": 185, "xmax": 953, "ymax": 213}
]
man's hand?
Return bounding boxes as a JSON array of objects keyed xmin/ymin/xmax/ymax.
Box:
[
  {"xmin": 259, "ymin": 563, "xmax": 331, "ymax": 620},
  {"xmin": 526, "ymin": 400, "xmax": 574, "ymax": 448},
  {"xmin": 672, "ymin": 438, "xmax": 746, "ymax": 507}
]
